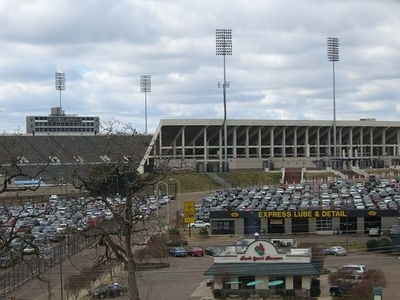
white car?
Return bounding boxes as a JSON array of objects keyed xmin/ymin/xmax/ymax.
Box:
[
  {"xmin": 189, "ymin": 220, "xmax": 210, "ymax": 229},
  {"xmin": 368, "ymin": 227, "xmax": 380, "ymax": 237},
  {"xmin": 338, "ymin": 264, "xmax": 366, "ymax": 276}
]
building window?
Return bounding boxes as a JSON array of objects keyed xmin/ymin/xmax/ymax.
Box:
[
  {"xmin": 316, "ymin": 217, "xmax": 332, "ymax": 231},
  {"xmin": 211, "ymin": 221, "xmax": 235, "ymax": 235}
]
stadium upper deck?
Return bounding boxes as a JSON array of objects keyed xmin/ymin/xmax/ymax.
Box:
[
  {"xmin": 0, "ymin": 134, "xmax": 151, "ymax": 184},
  {"xmin": 139, "ymin": 118, "xmax": 400, "ymax": 173}
]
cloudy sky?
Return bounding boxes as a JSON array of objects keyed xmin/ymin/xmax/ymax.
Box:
[{"xmin": 1, "ymin": 0, "xmax": 400, "ymax": 134}]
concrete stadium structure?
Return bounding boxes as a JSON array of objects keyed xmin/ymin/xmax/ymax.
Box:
[
  {"xmin": 139, "ymin": 118, "xmax": 400, "ymax": 173},
  {"xmin": 0, "ymin": 134, "xmax": 150, "ymax": 188}
]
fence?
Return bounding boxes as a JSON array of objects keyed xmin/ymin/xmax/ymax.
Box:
[{"xmin": 0, "ymin": 233, "xmax": 99, "ymax": 298}]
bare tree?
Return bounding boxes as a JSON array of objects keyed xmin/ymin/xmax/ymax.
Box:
[
  {"xmin": 69, "ymin": 125, "xmax": 171, "ymax": 300},
  {"xmin": 328, "ymin": 268, "xmax": 386, "ymax": 298},
  {"xmin": 0, "ymin": 123, "xmax": 170, "ymax": 300},
  {"xmin": 347, "ymin": 269, "xmax": 386, "ymax": 298}
]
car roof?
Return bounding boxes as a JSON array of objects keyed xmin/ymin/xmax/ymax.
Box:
[{"xmin": 341, "ymin": 264, "xmax": 366, "ymax": 268}]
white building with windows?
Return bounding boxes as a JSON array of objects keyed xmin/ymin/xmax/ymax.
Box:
[{"xmin": 26, "ymin": 107, "xmax": 99, "ymax": 135}]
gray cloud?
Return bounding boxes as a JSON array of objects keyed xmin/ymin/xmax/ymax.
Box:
[{"xmin": 0, "ymin": 0, "xmax": 400, "ymax": 133}]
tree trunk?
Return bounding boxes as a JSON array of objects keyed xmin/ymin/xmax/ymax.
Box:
[{"xmin": 125, "ymin": 186, "xmax": 141, "ymax": 300}]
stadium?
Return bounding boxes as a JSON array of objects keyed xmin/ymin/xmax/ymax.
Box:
[{"xmin": 1, "ymin": 118, "xmax": 400, "ymax": 235}]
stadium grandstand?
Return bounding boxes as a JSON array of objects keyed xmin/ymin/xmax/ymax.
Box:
[
  {"xmin": 0, "ymin": 134, "xmax": 151, "ymax": 189},
  {"xmin": 1, "ymin": 117, "xmax": 400, "ymax": 192},
  {"xmin": 139, "ymin": 118, "xmax": 400, "ymax": 174}
]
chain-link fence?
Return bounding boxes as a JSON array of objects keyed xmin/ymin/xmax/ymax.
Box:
[{"xmin": 0, "ymin": 233, "xmax": 99, "ymax": 298}]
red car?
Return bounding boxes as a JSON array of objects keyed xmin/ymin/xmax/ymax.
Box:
[{"xmin": 187, "ymin": 247, "xmax": 204, "ymax": 257}]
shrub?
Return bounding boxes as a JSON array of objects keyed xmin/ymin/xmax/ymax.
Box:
[
  {"xmin": 199, "ymin": 227, "xmax": 209, "ymax": 237},
  {"xmin": 366, "ymin": 239, "xmax": 379, "ymax": 251},
  {"xmin": 310, "ymin": 286, "xmax": 321, "ymax": 297},
  {"xmin": 377, "ymin": 238, "xmax": 392, "ymax": 253},
  {"xmin": 310, "ymin": 277, "xmax": 321, "ymax": 297},
  {"xmin": 168, "ymin": 227, "xmax": 180, "ymax": 236}
]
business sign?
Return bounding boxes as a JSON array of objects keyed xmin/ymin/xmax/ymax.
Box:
[
  {"xmin": 184, "ymin": 201, "xmax": 195, "ymax": 214},
  {"xmin": 258, "ymin": 210, "xmax": 347, "ymax": 218},
  {"xmin": 184, "ymin": 215, "xmax": 195, "ymax": 224}
]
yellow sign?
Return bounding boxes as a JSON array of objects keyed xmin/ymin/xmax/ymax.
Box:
[
  {"xmin": 184, "ymin": 201, "xmax": 195, "ymax": 214},
  {"xmin": 258, "ymin": 210, "xmax": 348, "ymax": 219},
  {"xmin": 184, "ymin": 216, "xmax": 195, "ymax": 224}
]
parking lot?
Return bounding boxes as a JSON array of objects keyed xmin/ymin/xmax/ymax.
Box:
[
  {"xmin": 136, "ymin": 232, "xmax": 400, "ymax": 300},
  {"xmin": 9, "ymin": 231, "xmax": 400, "ymax": 300}
]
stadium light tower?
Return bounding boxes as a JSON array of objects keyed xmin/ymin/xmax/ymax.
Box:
[
  {"xmin": 216, "ymin": 29, "xmax": 232, "ymax": 172},
  {"xmin": 327, "ymin": 37, "xmax": 339, "ymax": 168},
  {"xmin": 140, "ymin": 75, "xmax": 151, "ymax": 134},
  {"xmin": 55, "ymin": 72, "xmax": 66, "ymax": 112}
]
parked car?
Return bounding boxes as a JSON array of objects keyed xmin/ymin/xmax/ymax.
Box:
[
  {"xmin": 329, "ymin": 286, "xmax": 342, "ymax": 297},
  {"xmin": 189, "ymin": 220, "xmax": 210, "ymax": 229},
  {"xmin": 22, "ymin": 244, "xmax": 36, "ymax": 255},
  {"xmin": 16, "ymin": 225, "xmax": 33, "ymax": 234},
  {"xmin": 338, "ymin": 264, "xmax": 366, "ymax": 276},
  {"xmin": 166, "ymin": 236, "xmax": 188, "ymax": 247},
  {"xmin": 324, "ymin": 246, "xmax": 347, "ymax": 256},
  {"xmin": 204, "ymin": 246, "xmax": 221, "ymax": 256},
  {"xmin": 206, "ymin": 276, "xmax": 215, "ymax": 287},
  {"xmin": 187, "ymin": 247, "xmax": 204, "ymax": 257},
  {"xmin": 169, "ymin": 247, "xmax": 187, "ymax": 257},
  {"xmin": 388, "ymin": 224, "xmax": 400, "ymax": 236},
  {"xmin": 92, "ymin": 283, "xmax": 127, "ymax": 298},
  {"xmin": 368, "ymin": 227, "xmax": 380, "ymax": 237}
]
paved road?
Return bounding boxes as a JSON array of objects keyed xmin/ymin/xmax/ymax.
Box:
[{"xmin": 11, "ymin": 233, "xmax": 399, "ymax": 300}]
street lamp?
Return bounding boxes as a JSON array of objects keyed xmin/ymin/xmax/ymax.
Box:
[
  {"xmin": 216, "ymin": 29, "xmax": 232, "ymax": 172},
  {"xmin": 170, "ymin": 178, "xmax": 181, "ymax": 227},
  {"xmin": 55, "ymin": 72, "xmax": 66, "ymax": 112},
  {"xmin": 327, "ymin": 37, "xmax": 339, "ymax": 169},
  {"xmin": 140, "ymin": 75, "xmax": 151, "ymax": 134}
]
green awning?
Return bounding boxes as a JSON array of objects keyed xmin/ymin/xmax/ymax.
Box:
[{"xmin": 204, "ymin": 263, "xmax": 319, "ymax": 277}]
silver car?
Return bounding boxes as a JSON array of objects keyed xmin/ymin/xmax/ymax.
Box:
[{"xmin": 324, "ymin": 245, "xmax": 347, "ymax": 256}]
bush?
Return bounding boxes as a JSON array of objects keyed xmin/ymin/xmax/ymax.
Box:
[
  {"xmin": 366, "ymin": 239, "xmax": 379, "ymax": 251},
  {"xmin": 310, "ymin": 277, "xmax": 321, "ymax": 297},
  {"xmin": 199, "ymin": 227, "xmax": 209, "ymax": 237},
  {"xmin": 377, "ymin": 238, "xmax": 392, "ymax": 253},
  {"xmin": 310, "ymin": 286, "xmax": 321, "ymax": 297},
  {"xmin": 168, "ymin": 227, "xmax": 180, "ymax": 236}
]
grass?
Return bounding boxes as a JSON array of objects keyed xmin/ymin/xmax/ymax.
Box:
[
  {"xmin": 303, "ymin": 172, "xmax": 336, "ymax": 181},
  {"xmin": 163, "ymin": 171, "xmax": 282, "ymax": 194},
  {"xmin": 217, "ymin": 172, "xmax": 281, "ymax": 188},
  {"xmin": 143, "ymin": 169, "xmax": 353, "ymax": 196}
]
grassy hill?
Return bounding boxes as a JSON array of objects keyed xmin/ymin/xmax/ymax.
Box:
[{"xmin": 162, "ymin": 172, "xmax": 282, "ymax": 194}]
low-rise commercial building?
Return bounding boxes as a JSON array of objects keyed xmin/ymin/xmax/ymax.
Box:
[
  {"xmin": 209, "ymin": 209, "xmax": 399, "ymax": 235},
  {"xmin": 204, "ymin": 238, "xmax": 320, "ymax": 298}
]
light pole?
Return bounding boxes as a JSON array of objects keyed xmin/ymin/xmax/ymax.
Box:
[
  {"xmin": 216, "ymin": 29, "xmax": 232, "ymax": 172},
  {"xmin": 170, "ymin": 178, "xmax": 181, "ymax": 227},
  {"xmin": 55, "ymin": 72, "xmax": 66, "ymax": 112},
  {"xmin": 140, "ymin": 75, "xmax": 151, "ymax": 134},
  {"xmin": 327, "ymin": 37, "xmax": 339, "ymax": 169}
]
